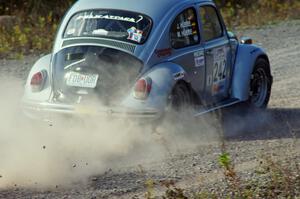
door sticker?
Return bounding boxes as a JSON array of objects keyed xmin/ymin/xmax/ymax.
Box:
[
  {"xmin": 194, "ymin": 51, "xmax": 205, "ymax": 67},
  {"xmin": 212, "ymin": 47, "xmax": 227, "ymax": 95}
]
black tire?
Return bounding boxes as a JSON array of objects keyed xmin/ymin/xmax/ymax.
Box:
[
  {"xmin": 151, "ymin": 83, "xmax": 195, "ymax": 151},
  {"xmin": 154, "ymin": 82, "xmax": 193, "ymax": 130},
  {"xmin": 248, "ymin": 58, "xmax": 272, "ymax": 109},
  {"xmin": 221, "ymin": 59, "xmax": 272, "ymax": 138},
  {"xmin": 169, "ymin": 82, "xmax": 193, "ymax": 111}
]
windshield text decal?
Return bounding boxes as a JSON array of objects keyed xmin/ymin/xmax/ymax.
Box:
[{"xmin": 77, "ymin": 13, "xmax": 144, "ymax": 23}]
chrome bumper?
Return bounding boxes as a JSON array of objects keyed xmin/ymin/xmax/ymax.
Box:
[{"xmin": 22, "ymin": 100, "xmax": 161, "ymax": 121}]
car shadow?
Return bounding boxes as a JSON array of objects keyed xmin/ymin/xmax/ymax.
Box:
[{"xmin": 221, "ymin": 107, "xmax": 300, "ymax": 141}]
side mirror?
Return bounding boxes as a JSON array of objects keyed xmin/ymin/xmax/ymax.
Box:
[
  {"xmin": 240, "ymin": 36, "xmax": 253, "ymax": 44},
  {"xmin": 227, "ymin": 31, "xmax": 238, "ymax": 40}
]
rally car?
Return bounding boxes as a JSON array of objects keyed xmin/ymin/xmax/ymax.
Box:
[{"xmin": 22, "ymin": 0, "xmax": 273, "ymax": 121}]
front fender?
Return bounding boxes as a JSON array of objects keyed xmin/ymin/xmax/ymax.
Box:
[
  {"xmin": 122, "ymin": 62, "xmax": 187, "ymax": 111},
  {"xmin": 23, "ymin": 54, "xmax": 52, "ymax": 102},
  {"xmin": 231, "ymin": 44, "xmax": 269, "ymax": 101}
]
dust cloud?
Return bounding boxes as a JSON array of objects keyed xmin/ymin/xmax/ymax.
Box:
[{"xmin": 0, "ymin": 76, "xmax": 221, "ymax": 189}]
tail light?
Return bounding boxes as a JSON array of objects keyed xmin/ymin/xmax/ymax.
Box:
[
  {"xmin": 30, "ymin": 70, "xmax": 47, "ymax": 92},
  {"xmin": 133, "ymin": 77, "xmax": 152, "ymax": 100}
]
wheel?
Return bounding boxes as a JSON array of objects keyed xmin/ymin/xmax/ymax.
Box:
[
  {"xmin": 152, "ymin": 83, "xmax": 196, "ymax": 152},
  {"xmin": 154, "ymin": 82, "xmax": 193, "ymax": 133},
  {"xmin": 221, "ymin": 59, "xmax": 272, "ymax": 138},
  {"xmin": 163, "ymin": 82, "xmax": 194, "ymax": 131},
  {"xmin": 169, "ymin": 82, "xmax": 193, "ymax": 111},
  {"xmin": 248, "ymin": 58, "xmax": 272, "ymax": 109}
]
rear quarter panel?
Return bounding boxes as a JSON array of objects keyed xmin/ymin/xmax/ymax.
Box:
[
  {"xmin": 122, "ymin": 62, "xmax": 187, "ymax": 111},
  {"xmin": 23, "ymin": 54, "xmax": 52, "ymax": 102}
]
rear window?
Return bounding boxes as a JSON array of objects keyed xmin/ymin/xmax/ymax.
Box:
[{"xmin": 64, "ymin": 10, "xmax": 152, "ymax": 44}]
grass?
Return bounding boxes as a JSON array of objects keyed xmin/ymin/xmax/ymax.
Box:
[
  {"xmin": 143, "ymin": 150, "xmax": 300, "ymax": 199},
  {"xmin": 144, "ymin": 111, "xmax": 300, "ymax": 198}
]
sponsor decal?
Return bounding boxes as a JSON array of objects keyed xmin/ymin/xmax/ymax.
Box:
[
  {"xmin": 176, "ymin": 21, "xmax": 198, "ymax": 37},
  {"xmin": 179, "ymin": 21, "xmax": 192, "ymax": 28},
  {"xmin": 127, "ymin": 27, "xmax": 143, "ymax": 43},
  {"xmin": 173, "ymin": 72, "xmax": 185, "ymax": 80},
  {"xmin": 212, "ymin": 82, "xmax": 225, "ymax": 93},
  {"xmin": 177, "ymin": 29, "xmax": 193, "ymax": 37},
  {"xmin": 212, "ymin": 84, "xmax": 219, "ymax": 93},
  {"xmin": 194, "ymin": 51, "xmax": 205, "ymax": 67},
  {"xmin": 155, "ymin": 48, "xmax": 172, "ymax": 58},
  {"xmin": 77, "ymin": 13, "xmax": 143, "ymax": 23}
]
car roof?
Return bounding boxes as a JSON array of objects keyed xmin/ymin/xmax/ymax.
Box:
[
  {"xmin": 53, "ymin": 0, "xmax": 214, "ymax": 55},
  {"xmin": 70, "ymin": 0, "xmax": 213, "ymax": 23}
]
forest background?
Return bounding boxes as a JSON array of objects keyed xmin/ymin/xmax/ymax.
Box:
[{"xmin": 0, "ymin": 0, "xmax": 300, "ymax": 58}]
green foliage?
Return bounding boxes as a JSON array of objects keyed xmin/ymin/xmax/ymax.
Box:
[
  {"xmin": 149, "ymin": 155, "xmax": 300, "ymax": 199},
  {"xmin": 0, "ymin": 0, "xmax": 74, "ymax": 18},
  {"xmin": 194, "ymin": 192, "xmax": 218, "ymax": 199},
  {"xmin": 145, "ymin": 179, "xmax": 155, "ymax": 199},
  {"xmin": 145, "ymin": 179, "xmax": 189, "ymax": 199},
  {"xmin": 0, "ymin": 13, "xmax": 58, "ymax": 58},
  {"xmin": 163, "ymin": 187, "xmax": 187, "ymax": 199},
  {"xmin": 218, "ymin": 152, "xmax": 242, "ymax": 198},
  {"xmin": 0, "ymin": 0, "xmax": 300, "ymax": 58},
  {"xmin": 215, "ymin": 0, "xmax": 300, "ymax": 28},
  {"xmin": 218, "ymin": 153, "xmax": 231, "ymax": 169},
  {"xmin": 252, "ymin": 157, "xmax": 300, "ymax": 198},
  {"xmin": 0, "ymin": 0, "xmax": 75, "ymax": 58},
  {"xmin": 162, "ymin": 180, "xmax": 188, "ymax": 199}
]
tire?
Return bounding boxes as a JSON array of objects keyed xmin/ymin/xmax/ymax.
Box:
[
  {"xmin": 155, "ymin": 82, "xmax": 193, "ymax": 130},
  {"xmin": 248, "ymin": 58, "xmax": 272, "ymax": 109},
  {"xmin": 220, "ymin": 59, "xmax": 272, "ymax": 138},
  {"xmin": 169, "ymin": 82, "xmax": 193, "ymax": 112},
  {"xmin": 164, "ymin": 82, "xmax": 194, "ymax": 130},
  {"xmin": 152, "ymin": 83, "xmax": 195, "ymax": 151}
]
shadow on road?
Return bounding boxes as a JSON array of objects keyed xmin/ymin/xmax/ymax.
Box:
[{"xmin": 222, "ymin": 107, "xmax": 300, "ymax": 141}]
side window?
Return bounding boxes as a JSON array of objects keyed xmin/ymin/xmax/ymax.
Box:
[
  {"xmin": 170, "ymin": 8, "xmax": 200, "ymax": 49},
  {"xmin": 199, "ymin": 6, "xmax": 223, "ymax": 42}
]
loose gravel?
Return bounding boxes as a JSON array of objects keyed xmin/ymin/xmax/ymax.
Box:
[{"xmin": 0, "ymin": 20, "xmax": 300, "ymax": 199}]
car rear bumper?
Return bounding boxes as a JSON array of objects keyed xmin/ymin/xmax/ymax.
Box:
[{"xmin": 22, "ymin": 100, "xmax": 162, "ymax": 122}]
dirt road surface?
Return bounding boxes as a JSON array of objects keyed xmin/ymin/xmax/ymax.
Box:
[{"xmin": 0, "ymin": 20, "xmax": 299, "ymax": 198}]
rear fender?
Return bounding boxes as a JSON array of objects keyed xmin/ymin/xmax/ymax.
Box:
[
  {"xmin": 231, "ymin": 44, "xmax": 269, "ymax": 101},
  {"xmin": 23, "ymin": 54, "xmax": 52, "ymax": 102},
  {"xmin": 122, "ymin": 62, "xmax": 188, "ymax": 111}
]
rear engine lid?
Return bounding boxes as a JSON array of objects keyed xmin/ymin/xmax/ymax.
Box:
[{"xmin": 52, "ymin": 46, "xmax": 143, "ymax": 106}]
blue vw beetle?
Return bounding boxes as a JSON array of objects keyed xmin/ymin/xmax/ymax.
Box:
[{"xmin": 22, "ymin": 0, "xmax": 273, "ymax": 121}]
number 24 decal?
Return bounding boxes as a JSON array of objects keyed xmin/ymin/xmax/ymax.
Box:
[{"xmin": 213, "ymin": 60, "xmax": 226, "ymax": 83}]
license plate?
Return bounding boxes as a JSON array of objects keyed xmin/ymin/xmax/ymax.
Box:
[{"xmin": 66, "ymin": 72, "xmax": 99, "ymax": 88}]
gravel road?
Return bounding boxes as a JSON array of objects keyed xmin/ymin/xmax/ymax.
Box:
[{"xmin": 0, "ymin": 20, "xmax": 300, "ymax": 198}]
